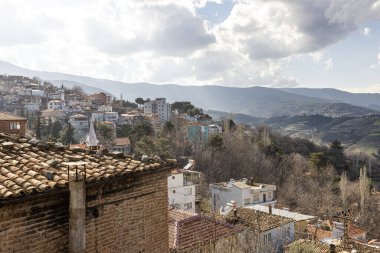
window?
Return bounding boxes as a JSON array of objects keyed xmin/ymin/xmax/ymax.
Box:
[
  {"xmin": 244, "ymin": 198, "xmax": 250, "ymax": 205},
  {"xmin": 172, "ymin": 190, "xmax": 176, "ymax": 194},
  {"xmin": 172, "ymin": 176, "xmax": 175, "ymax": 180},
  {"xmin": 10, "ymin": 122, "xmax": 20, "ymax": 130},
  {"xmin": 263, "ymin": 233, "xmax": 272, "ymax": 244},
  {"xmin": 184, "ymin": 202, "xmax": 192, "ymax": 209},
  {"xmin": 252, "ymin": 194, "xmax": 259, "ymax": 202}
]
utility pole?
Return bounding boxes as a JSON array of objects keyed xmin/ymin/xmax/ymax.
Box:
[{"xmin": 334, "ymin": 209, "xmax": 351, "ymax": 247}]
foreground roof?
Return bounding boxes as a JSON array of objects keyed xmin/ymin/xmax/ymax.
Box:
[
  {"xmin": 226, "ymin": 207, "xmax": 294, "ymax": 232},
  {"xmin": 0, "ymin": 133, "xmax": 176, "ymax": 200},
  {"xmin": 169, "ymin": 208, "xmax": 236, "ymax": 251}
]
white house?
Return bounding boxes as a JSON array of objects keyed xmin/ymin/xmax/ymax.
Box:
[
  {"xmin": 31, "ymin": 90, "xmax": 45, "ymax": 97},
  {"xmin": 143, "ymin": 98, "xmax": 171, "ymax": 122},
  {"xmin": 91, "ymin": 112, "xmax": 104, "ymax": 122},
  {"xmin": 226, "ymin": 207, "xmax": 295, "ymax": 253},
  {"xmin": 168, "ymin": 170, "xmax": 196, "ymax": 212},
  {"xmin": 48, "ymin": 100, "xmax": 66, "ymax": 110},
  {"xmin": 210, "ymin": 178, "xmax": 277, "ymax": 212},
  {"xmin": 104, "ymin": 112, "xmax": 118, "ymax": 122},
  {"xmin": 110, "ymin": 137, "xmax": 131, "ymax": 155},
  {"xmin": 98, "ymin": 105, "xmax": 112, "ymax": 112},
  {"xmin": 68, "ymin": 114, "xmax": 89, "ymax": 131},
  {"xmin": 208, "ymin": 124, "xmax": 223, "ymax": 135}
]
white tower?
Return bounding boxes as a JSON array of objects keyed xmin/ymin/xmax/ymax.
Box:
[{"xmin": 88, "ymin": 120, "xmax": 98, "ymax": 148}]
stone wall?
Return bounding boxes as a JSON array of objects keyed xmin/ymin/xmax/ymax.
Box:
[{"xmin": 0, "ymin": 170, "xmax": 170, "ymax": 253}]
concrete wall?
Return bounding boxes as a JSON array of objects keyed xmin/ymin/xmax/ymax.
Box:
[{"xmin": 0, "ymin": 170, "xmax": 170, "ymax": 253}]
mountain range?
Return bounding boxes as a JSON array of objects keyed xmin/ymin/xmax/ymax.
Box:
[{"xmin": 1, "ymin": 60, "xmax": 380, "ymax": 118}]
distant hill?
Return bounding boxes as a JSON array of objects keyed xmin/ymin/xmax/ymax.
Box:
[
  {"xmin": 206, "ymin": 110, "xmax": 264, "ymax": 124},
  {"xmin": 1, "ymin": 60, "xmax": 379, "ymax": 118},
  {"xmin": 261, "ymin": 115, "xmax": 380, "ymax": 152},
  {"xmin": 281, "ymin": 88, "xmax": 380, "ymax": 110}
]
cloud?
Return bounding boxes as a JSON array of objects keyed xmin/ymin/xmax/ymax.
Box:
[
  {"xmin": 0, "ymin": 0, "xmax": 379, "ymax": 88},
  {"xmin": 0, "ymin": 1, "xmax": 63, "ymax": 47},
  {"xmin": 324, "ymin": 58, "xmax": 333, "ymax": 70},
  {"xmin": 84, "ymin": 2, "xmax": 215, "ymax": 56},
  {"xmin": 346, "ymin": 84, "xmax": 380, "ymax": 93},
  {"xmin": 363, "ymin": 27, "xmax": 371, "ymax": 35},
  {"xmin": 216, "ymin": 0, "xmax": 380, "ymax": 60}
]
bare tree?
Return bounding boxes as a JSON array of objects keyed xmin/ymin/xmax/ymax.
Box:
[
  {"xmin": 359, "ymin": 166, "xmax": 370, "ymax": 217},
  {"xmin": 340, "ymin": 171, "xmax": 348, "ymax": 208}
]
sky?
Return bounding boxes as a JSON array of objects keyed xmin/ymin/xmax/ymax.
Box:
[{"xmin": 0, "ymin": 0, "xmax": 380, "ymax": 92}]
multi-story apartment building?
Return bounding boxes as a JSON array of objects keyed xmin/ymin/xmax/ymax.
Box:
[
  {"xmin": 143, "ymin": 98, "xmax": 171, "ymax": 122},
  {"xmin": 168, "ymin": 169, "xmax": 196, "ymax": 212},
  {"xmin": 210, "ymin": 178, "xmax": 277, "ymax": 212}
]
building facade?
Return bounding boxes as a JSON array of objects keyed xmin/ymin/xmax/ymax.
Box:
[
  {"xmin": 168, "ymin": 170, "xmax": 196, "ymax": 212},
  {"xmin": 48, "ymin": 100, "xmax": 66, "ymax": 110},
  {"xmin": 210, "ymin": 179, "xmax": 277, "ymax": 212},
  {"xmin": 0, "ymin": 112, "xmax": 27, "ymax": 136},
  {"xmin": 143, "ymin": 98, "xmax": 171, "ymax": 122},
  {"xmin": 110, "ymin": 137, "xmax": 131, "ymax": 155},
  {"xmin": 68, "ymin": 114, "xmax": 89, "ymax": 131},
  {"xmin": 226, "ymin": 207, "xmax": 295, "ymax": 253}
]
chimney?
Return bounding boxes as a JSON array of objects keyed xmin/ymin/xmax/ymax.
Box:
[
  {"xmin": 69, "ymin": 171, "xmax": 86, "ymax": 253},
  {"xmin": 268, "ymin": 204, "xmax": 272, "ymax": 214},
  {"xmin": 329, "ymin": 244, "xmax": 336, "ymax": 253}
]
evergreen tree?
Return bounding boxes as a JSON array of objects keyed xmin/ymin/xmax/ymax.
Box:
[
  {"xmin": 60, "ymin": 123, "xmax": 75, "ymax": 145},
  {"xmin": 49, "ymin": 121, "xmax": 63, "ymax": 141}
]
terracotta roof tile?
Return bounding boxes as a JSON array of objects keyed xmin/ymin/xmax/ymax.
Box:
[
  {"xmin": 169, "ymin": 209, "xmax": 237, "ymax": 251},
  {"xmin": 226, "ymin": 207, "xmax": 294, "ymax": 232},
  {"xmin": 0, "ymin": 133, "xmax": 176, "ymax": 200},
  {"xmin": 286, "ymin": 239, "xmax": 380, "ymax": 253}
]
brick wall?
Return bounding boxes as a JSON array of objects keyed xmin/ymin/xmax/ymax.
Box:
[
  {"xmin": 0, "ymin": 170, "xmax": 170, "ymax": 253},
  {"xmin": 0, "ymin": 190, "xmax": 70, "ymax": 253}
]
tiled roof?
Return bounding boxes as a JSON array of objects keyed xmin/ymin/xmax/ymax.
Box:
[
  {"xmin": 285, "ymin": 239, "xmax": 345, "ymax": 253},
  {"xmin": 114, "ymin": 137, "xmax": 130, "ymax": 146},
  {"xmin": 0, "ymin": 133, "xmax": 176, "ymax": 200},
  {"xmin": 349, "ymin": 225, "xmax": 367, "ymax": 238},
  {"xmin": 0, "ymin": 112, "xmax": 26, "ymax": 121},
  {"xmin": 306, "ymin": 224, "xmax": 333, "ymax": 241},
  {"xmin": 169, "ymin": 209, "xmax": 236, "ymax": 251},
  {"xmin": 226, "ymin": 207, "xmax": 294, "ymax": 232},
  {"xmin": 285, "ymin": 239, "xmax": 380, "ymax": 253}
]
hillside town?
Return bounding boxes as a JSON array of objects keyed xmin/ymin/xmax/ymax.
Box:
[{"xmin": 0, "ymin": 74, "xmax": 380, "ymax": 253}]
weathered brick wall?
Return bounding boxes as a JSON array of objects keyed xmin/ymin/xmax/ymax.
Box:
[
  {"xmin": 85, "ymin": 171, "xmax": 170, "ymax": 253},
  {"xmin": 0, "ymin": 190, "xmax": 70, "ymax": 253},
  {"xmin": 0, "ymin": 170, "xmax": 170, "ymax": 253}
]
